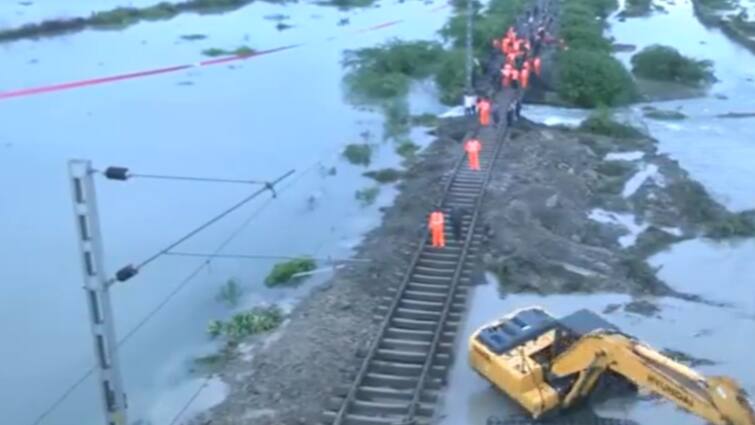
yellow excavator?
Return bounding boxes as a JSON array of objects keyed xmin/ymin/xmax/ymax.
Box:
[{"xmin": 469, "ymin": 306, "xmax": 755, "ymax": 425}]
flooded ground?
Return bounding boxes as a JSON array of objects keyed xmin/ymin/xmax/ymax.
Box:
[
  {"xmin": 0, "ymin": 1, "xmax": 449, "ymax": 424},
  {"xmin": 610, "ymin": 0, "xmax": 755, "ymax": 211},
  {"xmin": 435, "ymin": 275, "xmax": 755, "ymax": 425}
]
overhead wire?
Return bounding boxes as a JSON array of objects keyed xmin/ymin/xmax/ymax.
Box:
[
  {"xmin": 163, "ymin": 251, "xmax": 371, "ymax": 263},
  {"xmin": 127, "ymin": 169, "xmax": 295, "ymax": 274},
  {"xmin": 30, "ymin": 143, "xmax": 344, "ymax": 425},
  {"xmin": 124, "ymin": 172, "xmax": 272, "ymax": 185}
]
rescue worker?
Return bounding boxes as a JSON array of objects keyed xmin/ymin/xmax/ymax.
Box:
[
  {"xmin": 501, "ymin": 63, "xmax": 513, "ymax": 88},
  {"xmin": 477, "ymin": 97, "xmax": 491, "ymax": 127},
  {"xmin": 520, "ymin": 61, "xmax": 530, "ymax": 90},
  {"xmin": 531, "ymin": 56, "xmax": 542, "ymax": 76},
  {"xmin": 449, "ymin": 206, "xmax": 468, "ymax": 242},
  {"xmin": 515, "ymin": 98, "xmax": 522, "ymax": 119},
  {"xmin": 429, "ymin": 208, "xmax": 445, "ymax": 248},
  {"xmin": 464, "ymin": 137, "xmax": 482, "ymax": 171},
  {"xmin": 509, "ymin": 66, "xmax": 520, "ymax": 90}
]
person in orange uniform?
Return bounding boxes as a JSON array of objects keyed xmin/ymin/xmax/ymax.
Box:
[
  {"xmin": 520, "ymin": 60, "xmax": 530, "ymax": 89},
  {"xmin": 531, "ymin": 56, "xmax": 542, "ymax": 76},
  {"xmin": 429, "ymin": 209, "xmax": 445, "ymax": 248},
  {"xmin": 501, "ymin": 63, "xmax": 513, "ymax": 88},
  {"xmin": 509, "ymin": 66, "xmax": 520, "ymax": 90},
  {"xmin": 464, "ymin": 137, "xmax": 482, "ymax": 171},
  {"xmin": 477, "ymin": 97, "xmax": 491, "ymax": 127}
]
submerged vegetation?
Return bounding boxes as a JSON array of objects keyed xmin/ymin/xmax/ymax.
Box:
[
  {"xmin": 631, "ymin": 45, "xmax": 715, "ymax": 86},
  {"xmin": 579, "ymin": 107, "xmax": 644, "ymax": 138},
  {"xmin": 622, "ymin": 0, "xmax": 652, "ymax": 16},
  {"xmin": 202, "ymin": 46, "xmax": 255, "ymax": 57},
  {"xmin": 364, "ymin": 168, "xmax": 403, "ymax": 183},
  {"xmin": 355, "ymin": 186, "xmax": 381, "ymax": 206},
  {"xmin": 342, "ymin": 143, "xmax": 373, "ymax": 166},
  {"xmin": 207, "ymin": 305, "xmax": 284, "ymax": 341},
  {"xmin": 643, "ymin": 106, "xmax": 687, "ymax": 120},
  {"xmin": 265, "ymin": 258, "xmax": 317, "ymax": 286},
  {"xmin": 396, "ymin": 139, "xmax": 420, "ymax": 159},
  {"xmin": 215, "ymin": 279, "xmax": 243, "ymax": 307}
]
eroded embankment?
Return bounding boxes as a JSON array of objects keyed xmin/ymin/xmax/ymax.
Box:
[{"xmin": 481, "ymin": 118, "xmax": 752, "ymax": 302}]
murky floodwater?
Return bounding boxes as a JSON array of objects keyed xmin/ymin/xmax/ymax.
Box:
[
  {"xmin": 436, "ymin": 276, "xmax": 755, "ymax": 425},
  {"xmin": 610, "ymin": 0, "xmax": 755, "ymax": 211},
  {"xmin": 0, "ymin": 1, "xmax": 449, "ymax": 424}
]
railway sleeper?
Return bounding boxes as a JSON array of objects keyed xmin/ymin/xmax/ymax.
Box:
[
  {"xmin": 378, "ymin": 338, "xmax": 453, "ymax": 353},
  {"xmin": 384, "ymin": 326, "xmax": 456, "ymax": 342},
  {"xmin": 368, "ymin": 360, "xmax": 446, "ymax": 378},
  {"xmin": 389, "ymin": 317, "xmax": 458, "ymax": 332},
  {"xmin": 401, "ymin": 290, "xmax": 466, "ymax": 303},
  {"xmin": 375, "ymin": 348, "xmax": 451, "ymax": 365}
]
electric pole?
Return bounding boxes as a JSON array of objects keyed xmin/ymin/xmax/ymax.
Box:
[
  {"xmin": 68, "ymin": 159, "xmax": 128, "ymax": 425},
  {"xmin": 465, "ymin": 0, "xmax": 474, "ymax": 92}
]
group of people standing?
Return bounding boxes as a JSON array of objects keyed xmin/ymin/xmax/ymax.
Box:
[{"xmin": 428, "ymin": 3, "xmax": 554, "ymax": 248}]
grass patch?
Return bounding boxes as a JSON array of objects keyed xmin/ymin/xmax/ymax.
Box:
[
  {"xmin": 620, "ymin": 257, "xmax": 662, "ymax": 291},
  {"xmin": 644, "ymin": 108, "xmax": 687, "ymax": 120},
  {"xmin": 207, "ymin": 305, "xmax": 283, "ymax": 341},
  {"xmin": 364, "ymin": 168, "xmax": 403, "ymax": 183},
  {"xmin": 596, "ymin": 160, "xmax": 634, "ymax": 177},
  {"xmin": 355, "ymin": 186, "xmax": 381, "ymax": 206},
  {"xmin": 201, "ymin": 46, "xmax": 255, "ymax": 57},
  {"xmin": 706, "ymin": 211, "xmax": 755, "ymax": 239},
  {"xmin": 265, "ymin": 258, "xmax": 317, "ymax": 286},
  {"xmin": 697, "ymin": 0, "xmax": 735, "ymax": 10},
  {"xmin": 342, "ymin": 143, "xmax": 373, "ymax": 166},
  {"xmin": 666, "ymin": 180, "xmax": 721, "ymax": 223},
  {"xmin": 579, "ymin": 107, "xmax": 644, "ymax": 138},
  {"xmin": 396, "ymin": 139, "xmax": 420, "ymax": 159},
  {"xmin": 631, "ymin": 45, "xmax": 715, "ymax": 86},
  {"xmin": 215, "ymin": 279, "xmax": 242, "ymax": 307}
]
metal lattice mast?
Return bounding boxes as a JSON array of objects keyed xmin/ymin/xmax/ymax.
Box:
[{"xmin": 68, "ymin": 159, "xmax": 128, "ymax": 425}]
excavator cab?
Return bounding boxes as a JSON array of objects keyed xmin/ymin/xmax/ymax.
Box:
[{"xmin": 469, "ymin": 306, "xmax": 755, "ymax": 425}]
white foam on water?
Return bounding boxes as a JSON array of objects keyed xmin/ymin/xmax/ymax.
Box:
[
  {"xmin": 439, "ymin": 105, "xmax": 465, "ymax": 118},
  {"xmin": 589, "ymin": 209, "xmax": 649, "ymax": 248}
]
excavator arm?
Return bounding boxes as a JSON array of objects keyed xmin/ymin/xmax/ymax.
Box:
[{"xmin": 549, "ymin": 332, "xmax": 755, "ymax": 425}]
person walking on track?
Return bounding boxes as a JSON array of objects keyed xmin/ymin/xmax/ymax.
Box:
[
  {"xmin": 429, "ymin": 208, "xmax": 445, "ymax": 248},
  {"xmin": 464, "ymin": 137, "xmax": 482, "ymax": 171},
  {"xmin": 477, "ymin": 97, "xmax": 492, "ymax": 127}
]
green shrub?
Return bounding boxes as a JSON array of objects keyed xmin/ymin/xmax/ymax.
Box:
[
  {"xmin": 631, "ymin": 45, "xmax": 714, "ymax": 86},
  {"xmin": 434, "ymin": 49, "xmax": 467, "ymax": 105},
  {"xmin": 706, "ymin": 212, "xmax": 755, "ymax": 239},
  {"xmin": 364, "ymin": 168, "xmax": 403, "ymax": 183},
  {"xmin": 343, "ymin": 143, "xmax": 372, "ymax": 166},
  {"xmin": 558, "ymin": 49, "xmax": 638, "ymax": 107},
  {"xmin": 265, "ymin": 258, "xmax": 317, "ymax": 286},
  {"xmin": 201, "ymin": 46, "xmax": 254, "ymax": 57},
  {"xmin": 396, "ymin": 139, "xmax": 420, "ymax": 158},
  {"xmin": 596, "ymin": 161, "xmax": 634, "ymax": 177},
  {"xmin": 208, "ymin": 305, "xmax": 284, "ymax": 341},
  {"xmin": 579, "ymin": 106, "xmax": 644, "ymax": 138},
  {"xmin": 644, "ymin": 109, "xmax": 687, "ymax": 120},
  {"xmin": 355, "ymin": 186, "xmax": 380, "ymax": 206},
  {"xmin": 383, "ymin": 100, "xmax": 411, "ymax": 140}
]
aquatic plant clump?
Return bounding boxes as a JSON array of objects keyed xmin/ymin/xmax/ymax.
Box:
[
  {"xmin": 363, "ymin": 168, "xmax": 403, "ymax": 183},
  {"xmin": 631, "ymin": 45, "xmax": 715, "ymax": 86},
  {"xmin": 207, "ymin": 305, "xmax": 284, "ymax": 341},
  {"xmin": 201, "ymin": 46, "xmax": 255, "ymax": 57},
  {"xmin": 355, "ymin": 186, "xmax": 381, "ymax": 206},
  {"xmin": 265, "ymin": 258, "xmax": 317, "ymax": 286},
  {"xmin": 342, "ymin": 143, "xmax": 373, "ymax": 166}
]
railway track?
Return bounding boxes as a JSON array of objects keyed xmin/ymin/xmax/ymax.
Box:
[{"xmin": 322, "ymin": 105, "xmax": 510, "ymax": 425}]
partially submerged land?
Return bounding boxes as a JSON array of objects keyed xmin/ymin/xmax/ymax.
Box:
[{"xmin": 185, "ymin": 0, "xmax": 755, "ymax": 423}]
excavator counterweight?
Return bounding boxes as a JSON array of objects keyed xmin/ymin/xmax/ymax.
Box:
[{"xmin": 469, "ymin": 306, "xmax": 755, "ymax": 425}]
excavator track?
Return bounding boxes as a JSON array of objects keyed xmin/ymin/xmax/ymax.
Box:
[
  {"xmin": 321, "ymin": 111, "xmax": 509, "ymax": 425},
  {"xmin": 486, "ymin": 413, "xmax": 641, "ymax": 425}
]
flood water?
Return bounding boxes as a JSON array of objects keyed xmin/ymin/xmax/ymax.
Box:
[
  {"xmin": 436, "ymin": 0, "xmax": 755, "ymax": 422},
  {"xmin": 0, "ymin": 1, "xmax": 449, "ymax": 424},
  {"xmin": 435, "ymin": 276, "xmax": 755, "ymax": 425}
]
